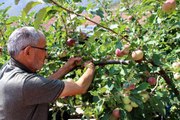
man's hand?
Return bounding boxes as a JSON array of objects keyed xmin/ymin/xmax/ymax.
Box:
[
  {"xmin": 48, "ymin": 57, "xmax": 82, "ymax": 80},
  {"xmin": 65, "ymin": 57, "xmax": 82, "ymax": 70},
  {"xmin": 84, "ymin": 61, "xmax": 95, "ymax": 70}
]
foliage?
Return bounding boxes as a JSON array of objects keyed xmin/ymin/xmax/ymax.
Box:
[{"xmin": 0, "ymin": 0, "xmax": 180, "ymax": 119}]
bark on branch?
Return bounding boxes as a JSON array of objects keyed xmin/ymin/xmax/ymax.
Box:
[{"xmin": 150, "ymin": 60, "xmax": 179, "ymax": 96}]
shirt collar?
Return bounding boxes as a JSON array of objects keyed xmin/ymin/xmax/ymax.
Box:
[{"xmin": 10, "ymin": 57, "xmax": 35, "ymax": 73}]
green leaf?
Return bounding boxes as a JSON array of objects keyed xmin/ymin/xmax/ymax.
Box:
[
  {"xmin": 135, "ymin": 82, "xmax": 149, "ymax": 92},
  {"xmin": 152, "ymin": 54, "xmax": 162, "ymax": 66},
  {"xmin": 90, "ymin": 8, "xmax": 104, "ymax": 18},
  {"xmin": 22, "ymin": 1, "xmax": 41, "ymax": 17},
  {"xmin": 15, "ymin": 0, "xmax": 20, "ymax": 5},
  {"xmin": 149, "ymin": 96, "xmax": 166, "ymax": 115},
  {"xmin": 115, "ymin": 40, "xmax": 122, "ymax": 49},
  {"xmin": 73, "ymin": 0, "xmax": 82, "ymax": 2},
  {"xmin": 34, "ymin": 7, "xmax": 51, "ymax": 29}
]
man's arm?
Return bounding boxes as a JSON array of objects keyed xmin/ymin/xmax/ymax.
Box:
[
  {"xmin": 48, "ymin": 57, "xmax": 82, "ymax": 80},
  {"xmin": 59, "ymin": 62, "xmax": 95, "ymax": 97}
]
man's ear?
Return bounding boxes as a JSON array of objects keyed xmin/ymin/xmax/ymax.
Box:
[{"xmin": 23, "ymin": 46, "xmax": 31, "ymax": 56}]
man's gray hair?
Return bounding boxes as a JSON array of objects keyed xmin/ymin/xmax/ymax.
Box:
[{"xmin": 7, "ymin": 26, "xmax": 45, "ymax": 57}]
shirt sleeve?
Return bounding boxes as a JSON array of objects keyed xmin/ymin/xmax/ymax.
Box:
[{"xmin": 22, "ymin": 74, "xmax": 65, "ymax": 105}]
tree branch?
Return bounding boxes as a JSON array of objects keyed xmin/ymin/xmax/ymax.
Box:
[
  {"xmin": 60, "ymin": 15, "xmax": 68, "ymax": 40},
  {"xmin": 94, "ymin": 60, "xmax": 130, "ymax": 66},
  {"xmin": 149, "ymin": 60, "xmax": 179, "ymax": 96}
]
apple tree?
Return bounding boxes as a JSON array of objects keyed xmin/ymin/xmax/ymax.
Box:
[{"xmin": 1, "ymin": 0, "xmax": 180, "ymax": 119}]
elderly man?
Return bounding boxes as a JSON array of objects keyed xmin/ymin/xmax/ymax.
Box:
[{"xmin": 0, "ymin": 26, "xmax": 95, "ymax": 120}]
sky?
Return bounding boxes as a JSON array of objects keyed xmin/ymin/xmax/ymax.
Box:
[{"xmin": 0, "ymin": 0, "xmax": 119, "ymax": 16}]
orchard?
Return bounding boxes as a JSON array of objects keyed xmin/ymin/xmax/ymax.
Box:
[{"xmin": 0, "ymin": 0, "xmax": 180, "ymax": 119}]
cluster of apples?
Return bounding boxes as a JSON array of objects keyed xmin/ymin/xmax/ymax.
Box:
[
  {"xmin": 115, "ymin": 44, "xmax": 144, "ymax": 62},
  {"xmin": 111, "ymin": 91, "xmax": 150, "ymax": 118},
  {"xmin": 122, "ymin": 95, "xmax": 138, "ymax": 112},
  {"xmin": 172, "ymin": 61, "xmax": 180, "ymax": 80},
  {"xmin": 162, "ymin": 0, "xmax": 176, "ymax": 13}
]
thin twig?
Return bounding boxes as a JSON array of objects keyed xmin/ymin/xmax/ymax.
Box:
[
  {"xmin": 61, "ymin": 15, "xmax": 68, "ymax": 40},
  {"xmin": 151, "ymin": 76, "xmax": 160, "ymax": 94}
]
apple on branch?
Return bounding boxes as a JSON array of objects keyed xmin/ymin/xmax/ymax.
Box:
[
  {"xmin": 173, "ymin": 73, "xmax": 180, "ymax": 80},
  {"xmin": 115, "ymin": 48, "xmax": 124, "ymax": 57},
  {"xmin": 66, "ymin": 38, "xmax": 76, "ymax": 47},
  {"xmin": 147, "ymin": 77, "xmax": 156, "ymax": 86},
  {"xmin": 172, "ymin": 61, "xmax": 180, "ymax": 72},
  {"xmin": 122, "ymin": 95, "xmax": 131, "ymax": 104},
  {"xmin": 130, "ymin": 101, "xmax": 138, "ymax": 108},
  {"xmin": 112, "ymin": 108, "xmax": 120, "ymax": 119},
  {"xmin": 140, "ymin": 91, "xmax": 150, "ymax": 103},
  {"xmin": 124, "ymin": 104, "xmax": 133, "ymax": 112},
  {"xmin": 124, "ymin": 83, "xmax": 136, "ymax": 91},
  {"xmin": 162, "ymin": 0, "xmax": 176, "ymax": 13},
  {"xmin": 131, "ymin": 49, "xmax": 144, "ymax": 61}
]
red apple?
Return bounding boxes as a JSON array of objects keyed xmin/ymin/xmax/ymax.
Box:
[
  {"xmin": 66, "ymin": 38, "xmax": 76, "ymax": 47},
  {"xmin": 162, "ymin": 0, "xmax": 176, "ymax": 13},
  {"xmin": 147, "ymin": 77, "xmax": 156, "ymax": 86},
  {"xmin": 112, "ymin": 108, "xmax": 120, "ymax": 118},
  {"xmin": 128, "ymin": 15, "xmax": 133, "ymax": 20},
  {"xmin": 131, "ymin": 49, "xmax": 144, "ymax": 61},
  {"xmin": 124, "ymin": 104, "xmax": 133, "ymax": 112},
  {"xmin": 115, "ymin": 48, "xmax": 124, "ymax": 57},
  {"xmin": 125, "ymin": 84, "xmax": 136, "ymax": 91}
]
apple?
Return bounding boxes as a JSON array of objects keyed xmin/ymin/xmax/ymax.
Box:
[
  {"xmin": 147, "ymin": 77, "xmax": 156, "ymax": 86},
  {"xmin": 173, "ymin": 73, "xmax": 180, "ymax": 80},
  {"xmin": 122, "ymin": 44, "xmax": 130, "ymax": 55},
  {"xmin": 122, "ymin": 96, "xmax": 131, "ymax": 104},
  {"xmin": 115, "ymin": 48, "xmax": 124, "ymax": 57},
  {"xmin": 112, "ymin": 108, "xmax": 120, "ymax": 118},
  {"xmin": 172, "ymin": 62, "xmax": 180, "ymax": 71},
  {"xmin": 140, "ymin": 92, "xmax": 150, "ymax": 103},
  {"xmin": 124, "ymin": 104, "xmax": 133, "ymax": 112},
  {"xmin": 131, "ymin": 101, "xmax": 138, "ymax": 108},
  {"xmin": 162, "ymin": 0, "xmax": 176, "ymax": 13},
  {"xmin": 131, "ymin": 49, "xmax": 144, "ymax": 61},
  {"xmin": 66, "ymin": 38, "xmax": 76, "ymax": 47},
  {"xmin": 127, "ymin": 15, "xmax": 133, "ymax": 21},
  {"xmin": 125, "ymin": 84, "xmax": 136, "ymax": 91}
]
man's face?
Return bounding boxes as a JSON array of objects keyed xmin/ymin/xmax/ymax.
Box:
[{"xmin": 31, "ymin": 37, "xmax": 48, "ymax": 72}]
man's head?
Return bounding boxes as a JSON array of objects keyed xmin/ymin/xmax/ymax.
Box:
[{"xmin": 7, "ymin": 26, "xmax": 48, "ymax": 72}]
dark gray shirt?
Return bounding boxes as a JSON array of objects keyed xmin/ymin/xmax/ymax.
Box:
[{"xmin": 0, "ymin": 58, "xmax": 65, "ymax": 120}]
